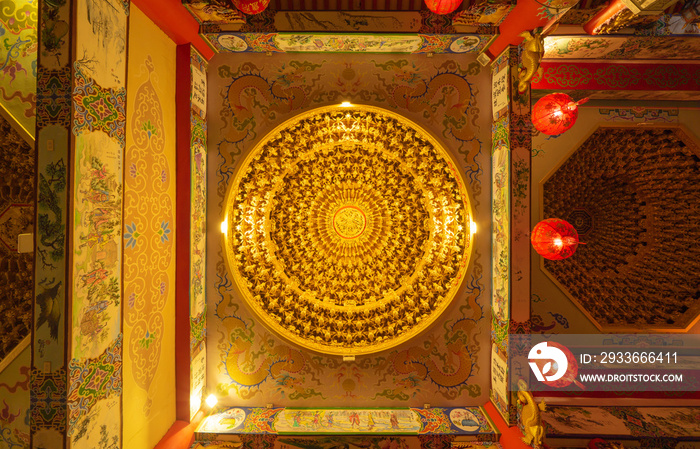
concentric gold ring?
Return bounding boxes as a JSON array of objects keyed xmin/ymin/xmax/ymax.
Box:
[
  {"xmin": 223, "ymin": 105, "xmax": 473, "ymax": 355},
  {"xmin": 333, "ymin": 205, "xmax": 366, "ymax": 239}
]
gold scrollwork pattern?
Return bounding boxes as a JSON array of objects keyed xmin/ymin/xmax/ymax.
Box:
[{"xmin": 224, "ymin": 106, "xmax": 472, "ymax": 355}]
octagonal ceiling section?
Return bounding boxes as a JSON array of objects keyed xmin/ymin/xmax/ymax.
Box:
[{"xmin": 541, "ymin": 126, "xmax": 700, "ymax": 332}]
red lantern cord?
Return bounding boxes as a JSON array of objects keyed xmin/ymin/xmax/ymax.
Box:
[
  {"xmin": 531, "ymin": 218, "xmax": 583, "ymax": 260},
  {"xmin": 425, "ymin": 0, "xmax": 463, "ymax": 15},
  {"xmin": 532, "ymin": 93, "xmax": 588, "ymax": 136}
]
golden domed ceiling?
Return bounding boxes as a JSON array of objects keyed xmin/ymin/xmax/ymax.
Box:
[{"xmin": 223, "ymin": 106, "xmax": 473, "ymax": 355}]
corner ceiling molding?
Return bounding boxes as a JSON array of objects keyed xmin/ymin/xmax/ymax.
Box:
[
  {"xmin": 223, "ymin": 105, "xmax": 473, "ymax": 355},
  {"xmin": 131, "ymin": 0, "xmax": 215, "ymax": 59},
  {"xmin": 541, "ymin": 125, "xmax": 700, "ymax": 332}
]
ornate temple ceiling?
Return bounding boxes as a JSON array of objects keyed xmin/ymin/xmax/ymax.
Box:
[
  {"xmin": 182, "ymin": 0, "xmax": 699, "ymax": 99},
  {"xmin": 542, "ymin": 126, "xmax": 700, "ymax": 331},
  {"xmin": 0, "ymin": 115, "xmax": 34, "ymax": 360},
  {"xmin": 223, "ymin": 106, "xmax": 473, "ymax": 355}
]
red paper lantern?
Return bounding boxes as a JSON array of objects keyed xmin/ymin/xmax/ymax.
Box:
[
  {"xmin": 233, "ymin": 0, "xmax": 270, "ymax": 15},
  {"xmin": 532, "ymin": 93, "xmax": 587, "ymax": 136},
  {"xmin": 425, "ymin": 0, "xmax": 463, "ymax": 15},
  {"xmin": 531, "ymin": 218, "xmax": 579, "ymax": 260}
]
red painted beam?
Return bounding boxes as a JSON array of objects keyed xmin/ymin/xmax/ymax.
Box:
[
  {"xmin": 154, "ymin": 412, "xmax": 206, "ymax": 449},
  {"xmin": 486, "ymin": 0, "xmax": 551, "ymax": 59},
  {"xmin": 483, "ymin": 401, "xmax": 532, "ymax": 449},
  {"xmin": 175, "ymin": 44, "xmax": 194, "ymax": 422},
  {"xmin": 583, "ymin": 0, "xmax": 626, "ymax": 34},
  {"xmin": 132, "ymin": 0, "xmax": 214, "ymax": 60},
  {"xmin": 534, "ymin": 390, "xmax": 700, "ymax": 399},
  {"xmin": 532, "ymin": 62, "xmax": 700, "ymax": 91}
]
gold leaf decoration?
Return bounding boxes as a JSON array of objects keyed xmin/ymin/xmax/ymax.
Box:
[{"xmin": 223, "ymin": 105, "xmax": 472, "ymax": 355}]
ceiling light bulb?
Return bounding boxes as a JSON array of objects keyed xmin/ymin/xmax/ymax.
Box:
[
  {"xmin": 191, "ymin": 394, "xmax": 202, "ymax": 412},
  {"xmin": 205, "ymin": 394, "xmax": 218, "ymax": 408},
  {"xmin": 470, "ymin": 221, "xmax": 477, "ymax": 234},
  {"xmin": 220, "ymin": 219, "xmax": 228, "ymax": 234},
  {"xmin": 340, "ymin": 101, "xmax": 352, "ymax": 107}
]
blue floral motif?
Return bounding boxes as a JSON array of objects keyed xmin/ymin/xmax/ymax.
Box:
[
  {"xmin": 158, "ymin": 221, "xmax": 171, "ymax": 243},
  {"xmin": 124, "ymin": 222, "xmax": 139, "ymax": 248}
]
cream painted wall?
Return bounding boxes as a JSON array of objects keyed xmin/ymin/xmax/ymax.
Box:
[
  {"xmin": 206, "ymin": 52, "xmax": 492, "ymax": 407},
  {"xmin": 123, "ymin": 5, "xmax": 177, "ymax": 447},
  {"xmin": 0, "ymin": 0, "xmax": 37, "ymax": 139},
  {"xmin": 0, "ymin": 342, "xmax": 30, "ymax": 448}
]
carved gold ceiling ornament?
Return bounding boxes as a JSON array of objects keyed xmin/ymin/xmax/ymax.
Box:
[{"xmin": 223, "ymin": 105, "xmax": 473, "ymax": 355}]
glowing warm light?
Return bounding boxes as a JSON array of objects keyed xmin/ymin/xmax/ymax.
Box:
[
  {"xmin": 205, "ymin": 394, "xmax": 218, "ymax": 408},
  {"xmin": 220, "ymin": 218, "xmax": 228, "ymax": 234},
  {"xmin": 532, "ymin": 93, "xmax": 587, "ymax": 136},
  {"xmin": 531, "ymin": 218, "xmax": 580, "ymax": 260},
  {"xmin": 190, "ymin": 394, "xmax": 202, "ymax": 412},
  {"xmin": 340, "ymin": 101, "xmax": 353, "ymax": 107},
  {"xmin": 470, "ymin": 220, "xmax": 477, "ymax": 235}
]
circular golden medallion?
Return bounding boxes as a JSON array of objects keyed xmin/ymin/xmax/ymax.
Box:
[
  {"xmin": 223, "ymin": 105, "xmax": 473, "ymax": 355},
  {"xmin": 333, "ymin": 206, "xmax": 366, "ymax": 239}
]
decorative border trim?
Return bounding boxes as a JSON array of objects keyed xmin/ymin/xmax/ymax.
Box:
[
  {"xmin": 533, "ymin": 62, "xmax": 700, "ymax": 91},
  {"xmin": 202, "ymin": 32, "xmax": 491, "ymax": 54}
]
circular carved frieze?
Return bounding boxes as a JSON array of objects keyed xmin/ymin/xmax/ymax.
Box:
[{"xmin": 223, "ymin": 105, "xmax": 473, "ymax": 355}]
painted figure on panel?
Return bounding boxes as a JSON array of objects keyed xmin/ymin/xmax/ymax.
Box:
[
  {"xmin": 312, "ymin": 411, "xmax": 322, "ymax": 429},
  {"xmin": 349, "ymin": 412, "xmax": 360, "ymax": 428},
  {"xmin": 390, "ymin": 412, "xmax": 399, "ymax": 429},
  {"xmin": 36, "ymin": 280, "xmax": 62, "ymax": 339}
]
